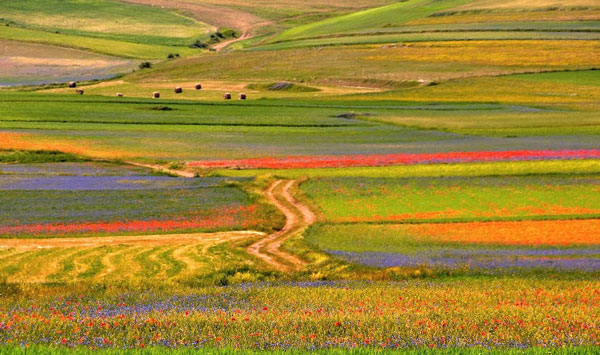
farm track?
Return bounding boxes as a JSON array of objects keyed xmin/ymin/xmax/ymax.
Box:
[
  {"xmin": 126, "ymin": 162, "xmax": 196, "ymax": 178},
  {"xmin": 213, "ymin": 21, "xmax": 274, "ymax": 52},
  {"xmin": 247, "ymin": 180, "xmax": 315, "ymax": 272}
]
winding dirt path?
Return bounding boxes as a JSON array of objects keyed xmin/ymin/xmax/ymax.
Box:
[
  {"xmin": 213, "ymin": 21, "xmax": 274, "ymax": 52},
  {"xmin": 247, "ymin": 180, "xmax": 315, "ymax": 272}
]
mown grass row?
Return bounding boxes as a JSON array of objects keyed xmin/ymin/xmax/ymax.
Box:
[{"xmin": 0, "ymin": 240, "xmax": 268, "ymax": 285}]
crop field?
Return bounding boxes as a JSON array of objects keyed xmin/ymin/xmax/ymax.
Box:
[
  {"xmin": 0, "ymin": 40, "xmax": 137, "ymax": 87},
  {"xmin": 301, "ymin": 174, "xmax": 600, "ymax": 222},
  {"xmin": 0, "ymin": 0, "xmax": 211, "ymax": 50},
  {"xmin": 302, "ymin": 174, "xmax": 600, "ymax": 275},
  {"xmin": 0, "ymin": 162, "xmax": 278, "ymax": 238},
  {"xmin": 1, "ymin": 0, "xmax": 600, "ymax": 353},
  {"xmin": 1, "ymin": 88, "xmax": 599, "ymax": 162},
  {"xmin": 298, "ymin": 170, "xmax": 600, "ymax": 277},
  {"xmin": 126, "ymin": 40, "xmax": 600, "ymax": 84},
  {"xmin": 0, "ymin": 26, "xmax": 202, "ymax": 60},
  {"xmin": 118, "ymin": 0, "xmax": 395, "ymax": 35},
  {"xmin": 307, "ymin": 221, "xmax": 600, "ymax": 274}
]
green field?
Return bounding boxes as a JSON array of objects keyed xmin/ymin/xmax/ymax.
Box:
[
  {"xmin": 301, "ymin": 174, "xmax": 600, "ymax": 222},
  {"xmin": 0, "ymin": 26, "xmax": 201, "ymax": 59},
  {"xmin": 2, "ymin": 93, "xmax": 600, "ymax": 161},
  {"xmin": 0, "ymin": 0, "xmax": 213, "ymax": 59},
  {"xmin": 272, "ymin": 0, "xmax": 472, "ymax": 42}
]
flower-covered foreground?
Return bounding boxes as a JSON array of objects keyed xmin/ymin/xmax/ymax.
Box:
[{"xmin": 2, "ymin": 280, "xmax": 600, "ymax": 351}]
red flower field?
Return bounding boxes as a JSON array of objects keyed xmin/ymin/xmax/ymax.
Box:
[{"xmin": 188, "ymin": 149, "xmax": 600, "ymax": 169}]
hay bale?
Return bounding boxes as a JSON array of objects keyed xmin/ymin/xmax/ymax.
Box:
[
  {"xmin": 239, "ymin": 93, "xmax": 247, "ymax": 100},
  {"xmin": 116, "ymin": 93, "xmax": 124, "ymax": 97},
  {"xmin": 153, "ymin": 92, "xmax": 160, "ymax": 99},
  {"xmin": 223, "ymin": 93, "xmax": 231, "ymax": 100},
  {"xmin": 174, "ymin": 87, "xmax": 183, "ymax": 94},
  {"xmin": 195, "ymin": 83, "xmax": 202, "ymax": 90},
  {"xmin": 75, "ymin": 89, "xmax": 84, "ymax": 95},
  {"xmin": 68, "ymin": 81, "xmax": 77, "ymax": 88}
]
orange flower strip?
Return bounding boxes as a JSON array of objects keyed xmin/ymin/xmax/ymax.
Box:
[{"xmin": 405, "ymin": 219, "xmax": 600, "ymax": 246}]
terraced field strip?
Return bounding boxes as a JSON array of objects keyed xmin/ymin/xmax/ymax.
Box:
[{"xmin": 247, "ymin": 180, "xmax": 315, "ymax": 271}]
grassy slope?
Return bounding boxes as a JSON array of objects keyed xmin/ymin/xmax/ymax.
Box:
[
  {"xmin": 0, "ymin": 0, "xmax": 211, "ymax": 59},
  {"xmin": 124, "ymin": 39, "xmax": 600, "ymax": 87},
  {"xmin": 0, "ymin": 0, "xmax": 210, "ymax": 45},
  {"xmin": 271, "ymin": 0, "xmax": 471, "ymax": 42},
  {"xmin": 254, "ymin": 30, "xmax": 600, "ymax": 51},
  {"xmin": 0, "ymin": 24, "xmax": 201, "ymax": 60}
]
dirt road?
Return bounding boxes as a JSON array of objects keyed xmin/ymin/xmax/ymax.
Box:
[
  {"xmin": 126, "ymin": 162, "xmax": 196, "ymax": 178},
  {"xmin": 213, "ymin": 21, "xmax": 274, "ymax": 52},
  {"xmin": 247, "ymin": 180, "xmax": 316, "ymax": 272}
]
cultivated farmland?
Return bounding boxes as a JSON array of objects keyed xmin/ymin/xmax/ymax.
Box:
[{"xmin": 1, "ymin": 0, "xmax": 600, "ymax": 353}]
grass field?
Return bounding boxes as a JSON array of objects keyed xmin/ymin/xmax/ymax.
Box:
[
  {"xmin": 0, "ymin": 92, "xmax": 598, "ymax": 161},
  {"xmin": 0, "ymin": 40, "xmax": 137, "ymax": 87},
  {"xmin": 0, "ymin": 26, "xmax": 202, "ymax": 60},
  {"xmin": 0, "ymin": 0, "xmax": 211, "ymax": 46},
  {"xmin": 2, "ymin": 0, "xmax": 600, "ymax": 352},
  {"xmin": 301, "ymin": 174, "xmax": 600, "ymax": 222},
  {"xmin": 0, "ymin": 0, "xmax": 210, "ymax": 60},
  {"xmin": 271, "ymin": 0, "xmax": 472, "ymax": 42},
  {"xmin": 0, "ymin": 162, "xmax": 280, "ymax": 238},
  {"xmin": 126, "ymin": 40, "xmax": 600, "ymax": 85},
  {"xmin": 0, "ymin": 231, "xmax": 270, "ymax": 284}
]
